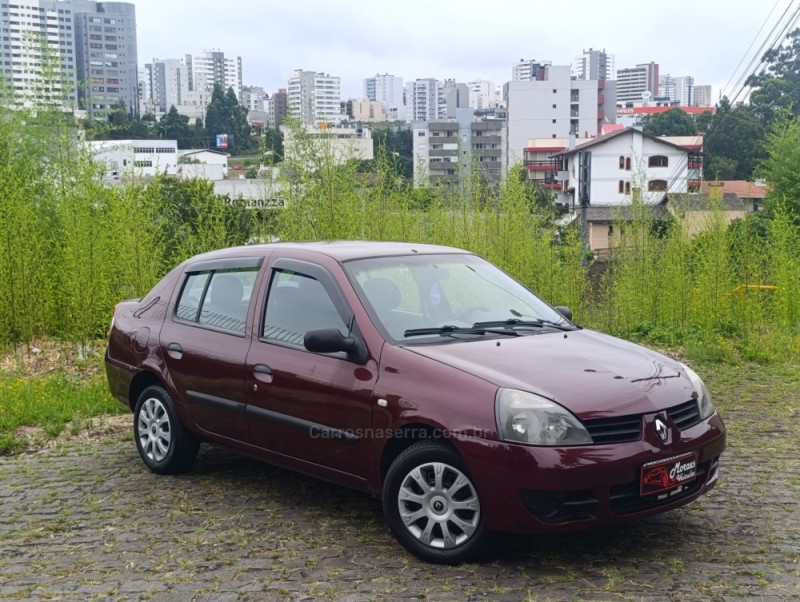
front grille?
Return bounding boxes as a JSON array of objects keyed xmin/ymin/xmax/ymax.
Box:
[
  {"xmin": 667, "ymin": 399, "xmax": 702, "ymax": 430},
  {"xmin": 583, "ymin": 416, "xmax": 642, "ymax": 444}
]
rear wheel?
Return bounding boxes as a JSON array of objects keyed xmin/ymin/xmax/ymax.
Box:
[
  {"xmin": 133, "ymin": 386, "xmax": 199, "ymax": 474},
  {"xmin": 383, "ymin": 439, "xmax": 487, "ymax": 564}
]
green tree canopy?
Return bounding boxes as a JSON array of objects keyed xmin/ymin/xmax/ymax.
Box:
[
  {"xmin": 204, "ymin": 83, "xmax": 253, "ymax": 153},
  {"xmin": 642, "ymin": 108, "xmax": 698, "ymax": 136},
  {"xmin": 747, "ymin": 27, "xmax": 800, "ymax": 127},
  {"xmin": 758, "ymin": 111, "xmax": 800, "ymax": 220},
  {"xmin": 159, "ymin": 106, "xmax": 192, "ymax": 148},
  {"xmin": 703, "ymin": 98, "xmax": 767, "ymax": 180}
]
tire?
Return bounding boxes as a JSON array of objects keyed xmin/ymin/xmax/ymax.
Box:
[
  {"xmin": 133, "ymin": 385, "xmax": 199, "ymax": 475},
  {"xmin": 383, "ymin": 439, "xmax": 488, "ymax": 564}
]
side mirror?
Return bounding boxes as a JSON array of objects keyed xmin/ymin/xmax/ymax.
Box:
[
  {"xmin": 304, "ymin": 327, "xmax": 367, "ymax": 363},
  {"xmin": 304, "ymin": 328, "xmax": 355, "ymax": 354},
  {"xmin": 554, "ymin": 306, "xmax": 573, "ymax": 321}
]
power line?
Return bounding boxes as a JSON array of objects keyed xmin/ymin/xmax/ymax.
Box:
[{"xmin": 720, "ymin": 0, "xmax": 783, "ymax": 100}]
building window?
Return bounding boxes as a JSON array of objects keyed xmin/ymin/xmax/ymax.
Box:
[
  {"xmin": 625, "ymin": 182, "xmax": 631, "ymax": 195},
  {"xmin": 619, "ymin": 156, "xmax": 625, "ymax": 169},
  {"xmin": 648, "ymin": 179, "xmax": 668, "ymax": 192},
  {"xmin": 552, "ymin": 104, "xmax": 557, "ymax": 109},
  {"xmin": 618, "ymin": 180, "xmax": 624, "ymax": 194},
  {"xmin": 553, "ymin": 89, "xmax": 557, "ymax": 93},
  {"xmin": 625, "ymin": 157, "xmax": 631, "ymax": 171},
  {"xmin": 648, "ymin": 155, "xmax": 669, "ymax": 167}
]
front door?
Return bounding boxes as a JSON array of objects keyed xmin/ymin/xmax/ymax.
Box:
[{"xmin": 245, "ymin": 260, "xmax": 377, "ymax": 479}]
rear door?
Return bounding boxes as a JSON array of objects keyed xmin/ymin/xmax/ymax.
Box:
[
  {"xmin": 160, "ymin": 256, "xmax": 264, "ymax": 443},
  {"xmin": 245, "ymin": 257, "xmax": 378, "ymax": 479}
]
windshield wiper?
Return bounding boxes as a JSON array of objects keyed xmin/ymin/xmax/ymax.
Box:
[
  {"xmin": 472, "ymin": 318, "xmax": 574, "ymax": 331},
  {"xmin": 403, "ymin": 325, "xmax": 520, "ymax": 338}
]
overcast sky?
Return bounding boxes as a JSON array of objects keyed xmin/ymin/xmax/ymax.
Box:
[{"xmin": 131, "ymin": 0, "xmax": 793, "ymax": 102}]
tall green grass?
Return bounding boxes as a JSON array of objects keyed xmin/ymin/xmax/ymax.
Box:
[{"xmin": 0, "ymin": 100, "xmax": 798, "ymax": 363}]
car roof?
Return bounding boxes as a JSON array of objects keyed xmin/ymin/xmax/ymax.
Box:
[{"xmin": 185, "ymin": 241, "xmax": 471, "ymax": 264}]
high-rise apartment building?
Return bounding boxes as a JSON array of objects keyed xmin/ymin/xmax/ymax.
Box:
[
  {"xmin": 404, "ymin": 78, "xmax": 444, "ymax": 122},
  {"xmin": 287, "ymin": 70, "xmax": 341, "ymax": 126},
  {"xmin": 185, "ymin": 50, "xmax": 242, "ymax": 99},
  {"xmin": 142, "ymin": 58, "xmax": 188, "ymax": 113},
  {"xmin": 573, "ymin": 48, "xmax": 615, "ymax": 81},
  {"xmin": 616, "ymin": 62, "xmax": 660, "ymax": 105},
  {"xmin": 693, "ymin": 85, "xmax": 713, "ymax": 108},
  {"xmin": 0, "ymin": 1, "xmax": 138, "ymax": 118},
  {"xmin": 467, "ymin": 79, "xmax": 495, "ymax": 110},
  {"xmin": 268, "ymin": 88, "xmax": 287, "ymax": 129},
  {"xmin": 363, "ymin": 73, "xmax": 404, "ymax": 121},
  {"xmin": 241, "ymin": 85, "xmax": 267, "ymax": 112},
  {"xmin": 512, "ymin": 59, "xmax": 552, "ymax": 81},
  {"xmin": 505, "ymin": 63, "xmax": 617, "ymax": 165},
  {"xmin": 659, "ymin": 74, "xmax": 694, "ymax": 106}
]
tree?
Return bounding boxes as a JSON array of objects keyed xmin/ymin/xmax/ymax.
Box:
[
  {"xmin": 204, "ymin": 83, "xmax": 254, "ymax": 154},
  {"xmin": 746, "ymin": 27, "xmax": 800, "ymax": 127},
  {"xmin": 159, "ymin": 106, "xmax": 193, "ymax": 148},
  {"xmin": 758, "ymin": 111, "xmax": 800, "ymax": 220},
  {"xmin": 371, "ymin": 123, "xmax": 413, "ymax": 179},
  {"xmin": 703, "ymin": 98, "xmax": 766, "ymax": 180},
  {"xmin": 642, "ymin": 108, "xmax": 698, "ymax": 136}
]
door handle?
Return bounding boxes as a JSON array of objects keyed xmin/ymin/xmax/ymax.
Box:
[
  {"xmin": 168, "ymin": 342, "xmax": 182, "ymax": 353},
  {"xmin": 253, "ymin": 363, "xmax": 273, "ymax": 385}
]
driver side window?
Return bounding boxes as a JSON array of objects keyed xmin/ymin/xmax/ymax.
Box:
[{"xmin": 262, "ymin": 270, "xmax": 348, "ymax": 347}]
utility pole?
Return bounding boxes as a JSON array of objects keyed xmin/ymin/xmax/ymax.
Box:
[{"xmin": 578, "ymin": 151, "xmax": 592, "ymax": 264}]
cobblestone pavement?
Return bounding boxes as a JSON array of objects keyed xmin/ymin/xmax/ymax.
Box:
[{"xmin": 1, "ymin": 365, "xmax": 799, "ymax": 601}]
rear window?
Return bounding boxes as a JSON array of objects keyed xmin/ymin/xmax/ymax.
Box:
[{"xmin": 175, "ymin": 268, "xmax": 258, "ymax": 334}]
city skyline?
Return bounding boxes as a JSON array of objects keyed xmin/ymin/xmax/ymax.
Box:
[{"xmin": 130, "ymin": 0, "xmax": 790, "ymax": 101}]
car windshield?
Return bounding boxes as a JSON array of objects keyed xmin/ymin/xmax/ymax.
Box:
[{"xmin": 345, "ymin": 253, "xmax": 572, "ymax": 342}]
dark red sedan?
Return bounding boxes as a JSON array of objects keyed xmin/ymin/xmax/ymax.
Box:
[{"xmin": 105, "ymin": 241, "xmax": 725, "ymax": 563}]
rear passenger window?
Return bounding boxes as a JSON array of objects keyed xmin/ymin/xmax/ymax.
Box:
[
  {"xmin": 176, "ymin": 273, "xmax": 209, "ymax": 321},
  {"xmin": 176, "ymin": 268, "xmax": 258, "ymax": 334}
]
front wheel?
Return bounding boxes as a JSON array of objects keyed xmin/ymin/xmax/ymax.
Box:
[
  {"xmin": 133, "ymin": 385, "xmax": 199, "ymax": 474},
  {"xmin": 383, "ymin": 439, "xmax": 487, "ymax": 564}
]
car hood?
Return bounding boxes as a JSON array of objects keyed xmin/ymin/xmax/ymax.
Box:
[{"xmin": 405, "ymin": 329, "xmax": 693, "ymax": 419}]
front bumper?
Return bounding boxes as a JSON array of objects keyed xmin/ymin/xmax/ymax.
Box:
[{"xmin": 457, "ymin": 412, "xmax": 726, "ymax": 534}]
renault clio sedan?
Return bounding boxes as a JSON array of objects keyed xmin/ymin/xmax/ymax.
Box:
[{"xmin": 105, "ymin": 242, "xmax": 725, "ymax": 564}]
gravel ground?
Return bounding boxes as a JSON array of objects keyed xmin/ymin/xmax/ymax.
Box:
[{"xmin": 0, "ymin": 362, "xmax": 798, "ymax": 601}]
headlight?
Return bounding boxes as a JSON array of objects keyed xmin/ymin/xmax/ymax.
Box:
[
  {"xmin": 680, "ymin": 363, "xmax": 716, "ymax": 419},
  {"xmin": 495, "ymin": 389, "xmax": 592, "ymax": 446}
]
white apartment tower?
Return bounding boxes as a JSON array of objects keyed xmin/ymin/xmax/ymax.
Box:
[
  {"xmin": 659, "ymin": 74, "xmax": 694, "ymax": 106},
  {"xmin": 363, "ymin": 73, "xmax": 405, "ymax": 121},
  {"xmin": 573, "ymin": 48, "xmax": 616, "ymax": 81},
  {"xmin": 143, "ymin": 58, "xmax": 188, "ymax": 113},
  {"xmin": 185, "ymin": 50, "xmax": 242, "ymax": 99},
  {"xmin": 287, "ymin": 69, "xmax": 342, "ymax": 126},
  {"xmin": 404, "ymin": 78, "xmax": 444, "ymax": 122},
  {"xmin": 512, "ymin": 59, "xmax": 552, "ymax": 81},
  {"xmin": 467, "ymin": 79, "xmax": 495, "ymax": 110},
  {"xmin": 617, "ymin": 62, "xmax": 660, "ymax": 105},
  {"xmin": 693, "ymin": 85, "xmax": 713, "ymax": 108},
  {"xmin": 505, "ymin": 63, "xmax": 617, "ymax": 165},
  {"xmin": 0, "ymin": 1, "xmax": 139, "ymax": 118},
  {"xmin": 241, "ymin": 85, "xmax": 267, "ymax": 112}
]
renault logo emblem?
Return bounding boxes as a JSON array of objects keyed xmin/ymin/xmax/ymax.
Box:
[{"xmin": 654, "ymin": 418, "xmax": 668, "ymax": 442}]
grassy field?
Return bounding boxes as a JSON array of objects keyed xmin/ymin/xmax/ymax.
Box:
[{"xmin": 0, "ymin": 341, "xmax": 124, "ymax": 454}]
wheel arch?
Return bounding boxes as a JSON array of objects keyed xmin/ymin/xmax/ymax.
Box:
[
  {"xmin": 379, "ymin": 422, "xmax": 459, "ymax": 485},
  {"xmin": 128, "ymin": 370, "xmax": 164, "ymax": 411}
]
